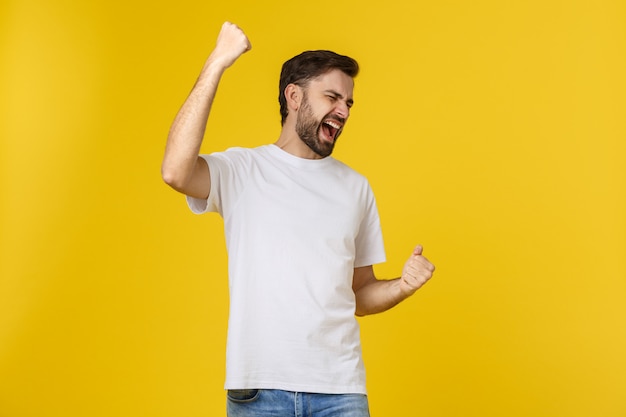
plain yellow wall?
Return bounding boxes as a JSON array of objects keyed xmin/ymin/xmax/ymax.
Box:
[{"xmin": 1, "ymin": 0, "xmax": 625, "ymax": 416}]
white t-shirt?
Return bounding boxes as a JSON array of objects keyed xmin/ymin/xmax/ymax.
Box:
[{"xmin": 187, "ymin": 144, "xmax": 386, "ymax": 394}]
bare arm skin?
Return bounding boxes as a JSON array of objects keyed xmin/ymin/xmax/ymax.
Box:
[
  {"xmin": 352, "ymin": 245, "xmax": 435, "ymax": 316},
  {"xmin": 162, "ymin": 22, "xmax": 251, "ymax": 198}
]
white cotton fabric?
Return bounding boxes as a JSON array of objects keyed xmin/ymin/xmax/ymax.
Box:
[{"xmin": 187, "ymin": 144, "xmax": 386, "ymax": 394}]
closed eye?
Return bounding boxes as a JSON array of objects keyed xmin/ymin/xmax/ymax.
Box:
[{"xmin": 324, "ymin": 90, "xmax": 354, "ymax": 108}]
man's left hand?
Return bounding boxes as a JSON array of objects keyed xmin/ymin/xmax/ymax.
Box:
[{"xmin": 400, "ymin": 245, "xmax": 435, "ymax": 297}]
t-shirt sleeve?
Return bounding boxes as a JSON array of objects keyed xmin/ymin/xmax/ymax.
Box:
[
  {"xmin": 353, "ymin": 184, "xmax": 386, "ymax": 267},
  {"xmin": 186, "ymin": 150, "xmax": 245, "ymax": 216},
  {"xmin": 186, "ymin": 155, "xmax": 214, "ymax": 214}
]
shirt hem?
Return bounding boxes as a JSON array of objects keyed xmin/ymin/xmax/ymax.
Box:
[{"xmin": 224, "ymin": 380, "xmax": 367, "ymax": 395}]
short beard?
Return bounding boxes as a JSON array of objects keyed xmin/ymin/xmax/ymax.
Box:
[{"xmin": 295, "ymin": 94, "xmax": 336, "ymax": 158}]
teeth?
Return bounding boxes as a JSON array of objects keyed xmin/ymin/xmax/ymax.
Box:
[{"xmin": 324, "ymin": 121, "xmax": 341, "ymax": 129}]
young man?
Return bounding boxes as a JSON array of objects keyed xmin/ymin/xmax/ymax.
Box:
[{"xmin": 162, "ymin": 22, "xmax": 435, "ymax": 417}]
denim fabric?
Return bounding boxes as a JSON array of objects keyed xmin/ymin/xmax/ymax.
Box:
[{"xmin": 226, "ymin": 389, "xmax": 370, "ymax": 417}]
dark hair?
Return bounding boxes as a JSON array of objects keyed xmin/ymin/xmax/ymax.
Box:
[{"xmin": 278, "ymin": 50, "xmax": 359, "ymax": 125}]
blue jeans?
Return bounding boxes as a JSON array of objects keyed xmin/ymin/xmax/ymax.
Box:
[{"xmin": 226, "ymin": 389, "xmax": 370, "ymax": 417}]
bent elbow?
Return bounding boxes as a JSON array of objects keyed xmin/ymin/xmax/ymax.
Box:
[
  {"xmin": 161, "ymin": 156, "xmax": 210, "ymax": 198},
  {"xmin": 161, "ymin": 164, "xmax": 187, "ymax": 191},
  {"xmin": 354, "ymin": 304, "xmax": 374, "ymax": 317}
]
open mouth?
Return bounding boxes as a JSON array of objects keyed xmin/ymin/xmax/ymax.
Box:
[{"xmin": 321, "ymin": 119, "xmax": 342, "ymax": 143}]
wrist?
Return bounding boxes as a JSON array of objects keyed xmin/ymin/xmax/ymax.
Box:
[
  {"xmin": 396, "ymin": 275, "xmax": 417, "ymax": 300},
  {"xmin": 200, "ymin": 56, "xmax": 229, "ymax": 79}
]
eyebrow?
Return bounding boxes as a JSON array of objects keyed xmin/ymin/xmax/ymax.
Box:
[{"xmin": 325, "ymin": 89, "xmax": 354, "ymax": 107}]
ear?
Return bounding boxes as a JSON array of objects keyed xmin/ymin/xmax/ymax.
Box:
[{"xmin": 284, "ymin": 83, "xmax": 302, "ymax": 112}]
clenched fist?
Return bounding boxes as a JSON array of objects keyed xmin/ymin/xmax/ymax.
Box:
[
  {"xmin": 399, "ymin": 245, "xmax": 435, "ymax": 297},
  {"xmin": 208, "ymin": 21, "xmax": 251, "ymax": 70}
]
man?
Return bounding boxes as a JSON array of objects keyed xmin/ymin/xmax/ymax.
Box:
[{"xmin": 162, "ymin": 22, "xmax": 435, "ymax": 417}]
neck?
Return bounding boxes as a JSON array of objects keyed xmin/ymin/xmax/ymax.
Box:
[{"xmin": 274, "ymin": 122, "xmax": 322, "ymax": 160}]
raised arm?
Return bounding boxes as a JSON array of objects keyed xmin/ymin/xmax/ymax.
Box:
[
  {"xmin": 352, "ymin": 245, "xmax": 435, "ymax": 316},
  {"xmin": 161, "ymin": 22, "xmax": 251, "ymax": 199}
]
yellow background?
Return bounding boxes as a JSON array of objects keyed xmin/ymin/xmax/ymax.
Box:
[{"xmin": 1, "ymin": 0, "xmax": 625, "ymax": 416}]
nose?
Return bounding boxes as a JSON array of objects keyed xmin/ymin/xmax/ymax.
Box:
[{"xmin": 335, "ymin": 101, "xmax": 350, "ymax": 120}]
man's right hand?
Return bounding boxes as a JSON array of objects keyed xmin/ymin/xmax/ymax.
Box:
[{"xmin": 208, "ymin": 22, "xmax": 252, "ymax": 70}]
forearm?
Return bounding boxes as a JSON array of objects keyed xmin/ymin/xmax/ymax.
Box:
[
  {"xmin": 161, "ymin": 60, "xmax": 225, "ymax": 191},
  {"xmin": 353, "ymin": 247, "xmax": 435, "ymax": 316},
  {"xmin": 354, "ymin": 278, "xmax": 407, "ymax": 316}
]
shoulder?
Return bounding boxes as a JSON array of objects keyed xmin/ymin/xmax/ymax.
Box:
[
  {"xmin": 211, "ymin": 145, "xmax": 262, "ymax": 158},
  {"xmin": 204, "ymin": 145, "xmax": 269, "ymax": 165},
  {"xmin": 329, "ymin": 158, "xmax": 370, "ymax": 185}
]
